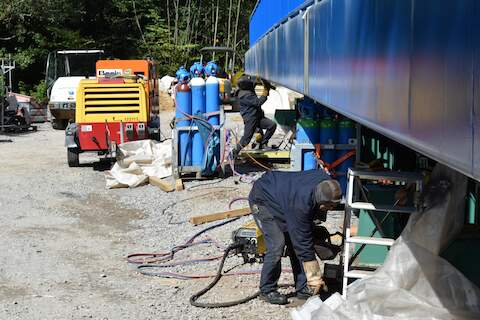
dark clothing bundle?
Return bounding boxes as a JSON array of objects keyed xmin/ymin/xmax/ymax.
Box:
[{"xmin": 249, "ymin": 169, "xmax": 331, "ymax": 262}]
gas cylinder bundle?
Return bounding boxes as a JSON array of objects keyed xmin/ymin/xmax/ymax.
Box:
[
  {"xmin": 295, "ymin": 98, "xmax": 356, "ymax": 193},
  {"xmin": 174, "ymin": 62, "xmax": 221, "ymax": 168}
]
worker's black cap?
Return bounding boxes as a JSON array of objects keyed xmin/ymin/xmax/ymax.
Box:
[
  {"xmin": 315, "ymin": 180, "xmax": 342, "ymax": 204},
  {"xmin": 237, "ymin": 75, "xmax": 255, "ymax": 91}
]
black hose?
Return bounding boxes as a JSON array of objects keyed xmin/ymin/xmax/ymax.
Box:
[
  {"xmin": 189, "ymin": 243, "xmax": 261, "ymax": 308},
  {"xmin": 186, "ymin": 217, "xmax": 240, "ymax": 244}
]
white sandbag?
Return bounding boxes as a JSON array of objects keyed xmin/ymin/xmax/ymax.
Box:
[
  {"xmin": 292, "ymin": 164, "xmax": 480, "ymax": 320},
  {"xmin": 105, "ymin": 139, "xmax": 172, "ymax": 189}
]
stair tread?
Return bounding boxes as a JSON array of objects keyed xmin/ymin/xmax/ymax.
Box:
[
  {"xmin": 348, "ymin": 169, "xmax": 423, "ymax": 182},
  {"xmin": 347, "ymin": 236, "xmax": 395, "ymax": 246},
  {"xmin": 345, "ymin": 269, "xmax": 375, "ymax": 279},
  {"xmin": 349, "ymin": 202, "xmax": 416, "ymax": 213}
]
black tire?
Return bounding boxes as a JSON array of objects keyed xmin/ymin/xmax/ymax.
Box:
[
  {"xmin": 67, "ymin": 148, "xmax": 80, "ymax": 167},
  {"xmin": 52, "ymin": 119, "xmax": 67, "ymax": 130}
]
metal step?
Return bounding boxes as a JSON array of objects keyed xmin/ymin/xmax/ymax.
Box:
[
  {"xmin": 347, "ymin": 236, "xmax": 395, "ymax": 246},
  {"xmin": 349, "ymin": 202, "xmax": 416, "ymax": 214},
  {"xmin": 345, "ymin": 269, "xmax": 375, "ymax": 279},
  {"xmin": 348, "ymin": 169, "xmax": 423, "ymax": 182}
]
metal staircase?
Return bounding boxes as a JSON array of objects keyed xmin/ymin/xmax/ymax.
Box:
[{"xmin": 342, "ymin": 169, "xmax": 423, "ymax": 297}]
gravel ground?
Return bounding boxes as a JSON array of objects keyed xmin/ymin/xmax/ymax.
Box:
[{"xmin": 0, "ymin": 112, "xmax": 344, "ymax": 320}]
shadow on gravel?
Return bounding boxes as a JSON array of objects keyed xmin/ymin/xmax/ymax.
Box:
[{"xmin": 78, "ymin": 160, "xmax": 113, "ymax": 171}]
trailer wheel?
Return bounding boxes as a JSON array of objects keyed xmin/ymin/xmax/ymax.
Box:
[{"xmin": 67, "ymin": 148, "xmax": 80, "ymax": 167}]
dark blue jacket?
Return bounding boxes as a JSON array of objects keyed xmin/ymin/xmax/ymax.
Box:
[
  {"xmin": 237, "ymin": 89, "xmax": 267, "ymax": 120},
  {"xmin": 249, "ymin": 170, "xmax": 331, "ymax": 262}
]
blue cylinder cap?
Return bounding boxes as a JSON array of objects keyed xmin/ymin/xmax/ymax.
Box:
[
  {"xmin": 176, "ymin": 67, "xmax": 190, "ymax": 83},
  {"xmin": 190, "ymin": 62, "xmax": 204, "ymax": 78},
  {"xmin": 205, "ymin": 61, "xmax": 218, "ymax": 77}
]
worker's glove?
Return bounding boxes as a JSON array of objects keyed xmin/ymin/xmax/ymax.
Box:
[{"xmin": 303, "ymin": 260, "xmax": 326, "ymax": 295}]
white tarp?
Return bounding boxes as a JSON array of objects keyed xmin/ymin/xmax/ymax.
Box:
[
  {"xmin": 105, "ymin": 139, "xmax": 172, "ymax": 189},
  {"xmin": 292, "ymin": 164, "xmax": 480, "ymax": 320},
  {"xmin": 159, "ymin": 75, "xmax": 176, "ymax": 93}
]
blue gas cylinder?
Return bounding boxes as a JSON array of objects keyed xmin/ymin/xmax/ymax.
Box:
[
  {"xmin": 205, "ymin": 62, "xmax": 220, "ymax": 125},
  {"xmin": 319, "ymin": 118, "xmax": 337, "ymax": 165},
  {"xmin": 206, "ymin": 76, "xmax": 220, "ymax": 125},
  {"xmin": 303, "ymin": 151, "xmax": 317, "ymax": 171},
  {"xmin": 296, "ymin": 118, "xmax": 320, "ymax": 144},
  {"xmin": 175, "ymin": 82, "xmax": 192, "ymax": 166},
  {"xmin": 336, "ymin": 120, "xmax": 356, "ymax": 193},
  {"xmin": 190, "ymin": 75, "xmax": 206, "ymax": 167}
]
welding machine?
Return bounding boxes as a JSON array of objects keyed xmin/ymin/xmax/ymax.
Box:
[
  {"xmin": 231, "ymin": 220, "xmax": 266, "ymax": 263},
  {"xmin": 232, "ymin": 219, "xmax": 343, "ymax": 284}
]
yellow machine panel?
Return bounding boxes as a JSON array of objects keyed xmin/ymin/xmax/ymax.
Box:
[
  {"xmin": 241, "ymin": 219, "xmax": 267, "ymax": 255},
  {"xmin": 76, "ymin": 80, "xmax": 148, "ymax": 123}
]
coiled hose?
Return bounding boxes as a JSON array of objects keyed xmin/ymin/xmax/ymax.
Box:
[{"xmin": 189, "ymin": 243, "xmax": 261, "ymax": 308}]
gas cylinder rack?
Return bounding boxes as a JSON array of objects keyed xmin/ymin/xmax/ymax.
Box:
[{"xmin": 172, "ymin": 63, "xmax": 226, "ymax": 179}]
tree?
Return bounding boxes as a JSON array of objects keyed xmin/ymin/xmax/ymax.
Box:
[{"xmin": 0, "ymin": 0, "xmax": 257, "ymax": 97}]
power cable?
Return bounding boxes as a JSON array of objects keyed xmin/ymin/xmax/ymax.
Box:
[{"xmin": 189, "ymin": 243, "xmax": 261, "ymax": 308}]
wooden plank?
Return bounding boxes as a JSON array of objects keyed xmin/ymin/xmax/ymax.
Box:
[
  {"xmin": 175, "ymin": 178, "xmax": 184, "ymax": 191},
  {"xmin": 189, "ymin": 207, "xmax": 252, "ymax": 225},
  {"xmin": 149, "ymin": 176, "xmax": 175, "ymax": 192}
]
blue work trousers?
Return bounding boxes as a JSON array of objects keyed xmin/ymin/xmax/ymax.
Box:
[{"xmin": 251, "ymin": 203, "xmax": 307, "ymax": 294}]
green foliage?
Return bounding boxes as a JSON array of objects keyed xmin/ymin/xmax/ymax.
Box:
[
  {"xmin": 31, "ymin": 80, "xmax": 48, "ymax": 104},
  {"xmin": 0, "ymin": 0, "xmax": 256, "ymax": 92},
  {"xmin": 17, "ymin": 81, "xmax": 28, "ymax": 95},
  {"xmin": 0, "ymin": 71, "xmax": 4, "ymax": 99}
]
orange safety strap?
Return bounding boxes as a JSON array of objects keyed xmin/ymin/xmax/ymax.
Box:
[
  {"xmin": 314, "ymin": 146, "xmax": 356, "ymax": 176},
  {"xmin": 327, "ymin": 150, "xmax": 356, "ymax": 171}
]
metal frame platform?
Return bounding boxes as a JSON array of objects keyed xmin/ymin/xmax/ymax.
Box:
[{"xmin": 172, "ymin": 109, "xmax": 226, "ymax": 179}]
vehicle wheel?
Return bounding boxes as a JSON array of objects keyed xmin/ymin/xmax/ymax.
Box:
[
  {"xmin": 67, "ymin": 148, "xmax": 80, "ymax": 167},
  {"xmin": 52, "ymin": 119, "xmax": 67, "ymax": 130}
]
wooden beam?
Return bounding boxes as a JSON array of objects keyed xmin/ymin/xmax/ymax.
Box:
[
  {"xmin": 175, "ymin": 178, "xmax": 184, "ymax": 191},
  {"xmin": 149, "ymin": 176, "xmax": 175, "ymax": 192},
  {"xmin": 189, "ymin": 207, "xmax": 252, "ymax": 225}
]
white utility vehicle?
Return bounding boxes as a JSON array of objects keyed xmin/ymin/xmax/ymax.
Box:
[{"xmin": 45, "ymin": 50, "xmax": 103, "ymax": 129}]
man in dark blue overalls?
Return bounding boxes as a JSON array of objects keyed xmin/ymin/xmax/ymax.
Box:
[
  {"xmin": 232, "ymin": 76, "xmax": 277, "ymax": 158},
  {"xmin": 249, "ymin": 169, "xmax": 342, "ymax": 305}
]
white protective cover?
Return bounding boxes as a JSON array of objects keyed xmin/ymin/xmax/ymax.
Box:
[
  {"xmin": 292, "ymin": 164, "xmax": 480, "ymax": 320},
  {"xmin": 159, "ymin": 75, "xmax": 176, "ymax": 92},
  {"xmin": 105, "ymin": 139, "xmax": 172, "ymax": 189}
]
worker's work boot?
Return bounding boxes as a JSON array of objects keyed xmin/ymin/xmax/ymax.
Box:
[
  {"xmin": 259, "ymin": 290, "xmax": 288, "ymax": 305},
  {"xmin": 296, "ymin": 286, "xmax": 315, "ymax": 300}
]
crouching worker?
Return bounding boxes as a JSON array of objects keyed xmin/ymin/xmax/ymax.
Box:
[
  {"xmin": 249, "ymin": 170, "xmax": 341, "ymax": 305},
  {"xmin": 232, "ymin": 76, "xmax": 277, "ymax": 158}
]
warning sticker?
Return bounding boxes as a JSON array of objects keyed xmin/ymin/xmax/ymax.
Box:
[{"xmin": 81, "ymin": 125, "xmax": 93, "ymax": 132}]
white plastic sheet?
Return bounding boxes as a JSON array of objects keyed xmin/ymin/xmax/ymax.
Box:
[
  {"xmin": 159, "ymin": 75, "xmax": 176, "ymax": 93},
  {"xmin": 292, "ymin": 164, "xmax": 480, "ymax": 320},
  {"xmin": 105, "ymin": 139, "xmax": 172, "ymax": 189}
]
